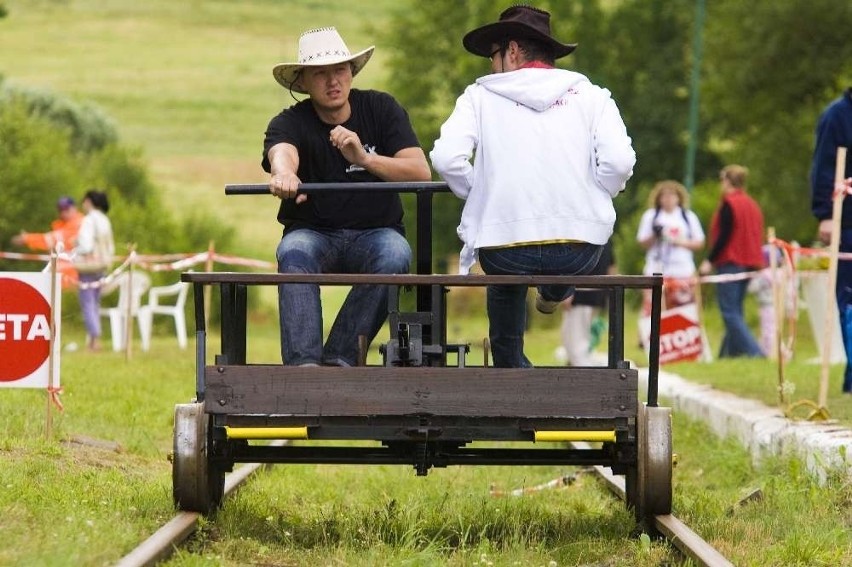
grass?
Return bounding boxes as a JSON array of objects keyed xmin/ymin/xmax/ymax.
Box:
[
  {"xmin": 1, "ymin": 288, "xmax": 851, "ymax": 564},
  {"xmin": 187, "ymin": 411, "xmax": 850, "ymax": 566}
]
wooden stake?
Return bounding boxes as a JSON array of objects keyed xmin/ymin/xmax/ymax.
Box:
[
  {"xmin": 124, "ymin": 247, "xmax": 136, "ymax": 361},
  {"xmin": 818, "ymin": 146, "xmax": 848, "ymax": 409},
  {"xmin": 692, "ymin": 272, "xmax": 713, "ymax": 362},
  {"xmin": 46, "ymin": 251, "xmax": 59, "ymax": 439},
  {"xmin": 788, "ymin": 241, "xmax": 800, "ymax": 356},
  {"xmin": 768, "ymin": 228, "xmax": 785, "ymax": 406}
]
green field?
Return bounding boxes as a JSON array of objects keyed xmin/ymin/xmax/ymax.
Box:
[
  {"xmin": 2, "ymin": 1, "xmax": 852, "ymax": 565},
  {"xmin": 1, "ymin": 0, "xmax": 399, "ymax": 262}
]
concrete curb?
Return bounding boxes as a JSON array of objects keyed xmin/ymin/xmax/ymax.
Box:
[{"xmin": 638, "ymin": 369, "xmax": 852, "ymax": 482}]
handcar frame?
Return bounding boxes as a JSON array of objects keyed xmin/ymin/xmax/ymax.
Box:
[{"xmin": 172, "ymin": 182, "xmax": 671, "ymax": 530}]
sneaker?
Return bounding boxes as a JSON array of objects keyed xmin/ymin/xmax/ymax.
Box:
[{"xmin": 535, "ymin": 292, "xmax": 560, "ymax": 314}]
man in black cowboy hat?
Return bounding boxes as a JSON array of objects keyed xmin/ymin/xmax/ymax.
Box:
[
  {"xmin": 263, "ymin": 27, "xmax": 431, "ymax": 367},
  {"xmin": 431, "ymin": 5, "xmax": 635, "ymax": 368}
]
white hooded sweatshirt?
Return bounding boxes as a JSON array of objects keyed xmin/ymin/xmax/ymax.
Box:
[{"xmin": 431, "ymin": 68, "xmax": 635, "ymax": 274}]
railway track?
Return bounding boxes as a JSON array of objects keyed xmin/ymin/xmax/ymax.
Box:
[
  {"xmin": 596, "ymin": 465, "xmax": 732, "ymax": 566},
  {"xmin": 117, "ymin": 448, "xmax": 733, "ymax": 567},
  {"xmin": 114, "ymin": 451, "xmax": 276, "ymax": 567},
  {"xmin": 575, "ymin": 441, "xmax": 733, "ymax": 567}
]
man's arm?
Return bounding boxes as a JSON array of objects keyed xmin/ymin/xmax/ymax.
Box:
[
  {"xmin": 267, "ymin": 142, "xmax": 308, "ymax": 204},
  {"xmin": 820, "ymin": 177, "xmax": 852, "ymax": 244},
  {"xmin": 329, "ymin": 125, "xmax": 431, "ymax": 181},
  {"xmin": 430, "ymin": 89, "xmax": 477, "ymax": 199},
  {"xmin": 593, "ymin": 90, "xmax": 636, "ymax": 197},
  {"xmin": 365, "ymin": 147, "xmax": 431, "ymax": 181}
]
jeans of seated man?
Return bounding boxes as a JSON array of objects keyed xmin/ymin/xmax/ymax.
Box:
[
  {"xmin": 836, "ymin": 229, "xmax": 852, "ymax": 392},
  {"xmin": 715, "ymin": 263, "xmax": 764, "ymax": 358},
  {"xmin": 478, "ymin": 242, "xmax": 603, "ymax": 368},
  {"xmin": 276, "ymin": 226, "xmax": 411, "ymax": 366}
]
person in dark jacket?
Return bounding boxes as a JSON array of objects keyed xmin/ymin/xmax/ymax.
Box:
[
  {"xmin": 811, "ymin": 88, "xmax": 852, "ymax": 392},
  {"xmin": 699, "ymin": 165, "xmax": 765, "ymax": 358}
]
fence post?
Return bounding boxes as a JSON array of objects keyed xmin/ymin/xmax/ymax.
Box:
[{"xmin": 818, "ymin": 146, "xmax": 848, "ymax": 409}]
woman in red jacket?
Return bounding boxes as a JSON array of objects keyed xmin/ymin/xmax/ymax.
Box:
[{"xmin": 699, "ymin": 165, "xmax": 765, "ymax": 358}]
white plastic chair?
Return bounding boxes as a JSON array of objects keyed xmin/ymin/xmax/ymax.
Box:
[
  {"xmin": 99, "ymin": 271, "xmax": 152, "ymax": 352},
  {"xmin": 137, "ymin": 280, "xmax": 190, "ymax": 351}
]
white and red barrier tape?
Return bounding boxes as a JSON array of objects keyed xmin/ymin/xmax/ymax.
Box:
[
  {"xmin": 0, "ymin": 249, "xmax": 277, "ymax": 289},
  {"xmin": 0, "ymin": 237, "xmax": 842, "ymax": 289}
]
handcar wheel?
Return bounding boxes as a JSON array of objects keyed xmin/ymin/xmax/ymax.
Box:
[
  {"xmin": 173, "ymin": 403, "xmax": 225, "ymax": 514},
  {"xmin": 624, "ymin": 401, "xmax": 645, "ymax": 522},
  {"xmin": 642, "ymin": 405, "xmax": 673, "ymax": 516}
]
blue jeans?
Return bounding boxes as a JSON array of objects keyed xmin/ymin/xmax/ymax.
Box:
[
  {"xmin": 837, "ymin": 229, "xmax": 852, "ymax": 392},
  {"xmin": 276, "ymin": 227, "xmax": 411, "ymax": 366},
  {"xmin": 78, "ymin": 272, "xmax": 103, "ymax": 339},
  {"xmin": 716, "ymin": 263, "xmax": 764, "ymax": 358},
  {"xmin": 478, "ymin": 243, "xmax": 603, "ymax": 368}
]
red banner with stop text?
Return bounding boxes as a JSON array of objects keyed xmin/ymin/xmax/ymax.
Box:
[
  {"xmin": 0, "ymin": 272, "xmax": 61, "ymax": 388},
  {"xmin": 640, "ymin": 302, "xmax": 710, "ymax": 365}
]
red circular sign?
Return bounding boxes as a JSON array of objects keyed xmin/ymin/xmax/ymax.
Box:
[{"xmin": 0, "ymin": 278, "xmax": 52, "ymax": 382}]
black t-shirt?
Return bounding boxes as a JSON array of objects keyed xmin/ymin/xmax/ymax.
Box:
[{"xmin": 262, "ymin": 89, "xmax": 421, "ymax": 230}]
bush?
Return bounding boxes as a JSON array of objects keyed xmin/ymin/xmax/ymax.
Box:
[
  {"xmin": 0, "ymin": 83, "xmax": 118, "ymax": 154},
  {"xmin": 0, "ymin": 85, "xmax": 235, "ymax": 272},
  {"xmin": 0, "ymin": 102, "xmax": 81, "ymax": 260}
]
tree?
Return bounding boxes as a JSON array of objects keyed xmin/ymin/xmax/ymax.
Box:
[
  {"xmin": 702, "ymin": 0, "xmax": 852, "ymax": 244},
  {"xmin": 0, "ymin": 93, "xmax": 233, "ymax": 268},
  {"xmin": 379, "ymin": 0, "xmax": 852, "ymax": 267},
  {"xmin": 380, "ymin": 0, "xmax": 714, "ymax": 266},
  {"xmin": 378, "ymin": 0, "xmax": 498, "ymax": 267}
]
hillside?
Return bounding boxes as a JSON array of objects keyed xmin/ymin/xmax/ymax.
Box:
[{"xmin": 0, "ymin": 0, "xmax": 401, "ymax": 260}]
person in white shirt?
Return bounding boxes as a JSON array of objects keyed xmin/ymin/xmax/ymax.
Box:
[
  {"xmin": 74, "ymin": 190, "xmax": 115, "ymax": 351},
  {"xmin": 636, "ymin": 180, "xmax": 705, "ymax": 318},
  {"xmin": 430, "ymin": 5, "xmax": 635, "ymax": 367}
]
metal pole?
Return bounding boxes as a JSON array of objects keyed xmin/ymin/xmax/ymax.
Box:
[{"xmin": 684, "ymin": 0, "xmax": 705, "ymax": 191}]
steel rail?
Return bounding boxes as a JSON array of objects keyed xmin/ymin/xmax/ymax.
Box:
[
  {"xmin": 115, "ymin": 442, "xmax": 283, "ymax": 567},
  {"xmin": 584, "ymin": 446, "xmax": 733, "ymax": 567},
  {"xmin": 117, "ymin": 443, "xmax": 729, "ymax": 566}
]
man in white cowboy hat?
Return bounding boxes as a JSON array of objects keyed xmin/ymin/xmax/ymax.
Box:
[
  {"xmin": 263, "ymin": 26, "xmax": 431, "ymax": 367},
  {"xmin": 430, "ymin": 5, "xmax": 635, "ymax": 368}
]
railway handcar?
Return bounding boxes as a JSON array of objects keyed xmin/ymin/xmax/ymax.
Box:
[{"xmin": 172, "ymin": 182, "xmax": 672, "ymax": 530}]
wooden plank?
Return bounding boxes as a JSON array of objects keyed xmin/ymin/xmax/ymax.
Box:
[
  {"xmin": 182, "ymin": 272, "xmax": 661, "ymax": 289},
  {"xmin": 204, "ymin": 366, "xmax": 637, "ymax": 418}
]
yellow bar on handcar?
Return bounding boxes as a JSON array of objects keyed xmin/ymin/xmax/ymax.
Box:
[
  {"xmin": 225, "ymin": 426, "xmax": 309, "ymax": 440},
  {"xmin": 534, "ymin": 430, "xmax": 616, "ymax": 443}
]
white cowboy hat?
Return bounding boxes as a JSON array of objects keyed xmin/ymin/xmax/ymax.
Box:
[{"xmin": 273, "ymin": 27, "xmax": 375, "ymax": 94}]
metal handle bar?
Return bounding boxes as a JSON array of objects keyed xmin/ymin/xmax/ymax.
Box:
[{"xmin": 225, "ymin": 181, "xmax": 450, "ymax": 195}]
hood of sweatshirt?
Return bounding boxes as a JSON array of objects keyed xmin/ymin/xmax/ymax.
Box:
[{"xmin": 475, "ymin": 68, "xmax": 590, "ymax": 112}]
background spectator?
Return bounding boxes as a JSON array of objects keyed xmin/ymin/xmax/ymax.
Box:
[
  {"xmin": 559, "ymin": 241, "xmax": 616, "ymax": 367},
  {"xmin": 74, "ymin": 190, "xmax": 115, "ymax": 352},
  {"xmin": 700, "ymin": 165, "xmax": 765, "ymax": 358},
  {"xmin": 10, "ymin": 196, "xmax": 83, "ymax": 287},
  {"xmin": 810, "ymin": 87, "xmax": 852, "ymax": 392}
]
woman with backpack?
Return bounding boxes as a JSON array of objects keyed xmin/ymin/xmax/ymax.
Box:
[{"xmin": 636, "ymin": 180, "xmax": 705, "ymax": 319}]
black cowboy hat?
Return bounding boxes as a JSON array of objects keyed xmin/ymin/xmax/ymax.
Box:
[{"xmin": 463, "ymin": 5, "xmax": 576, "ymax": 59}]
